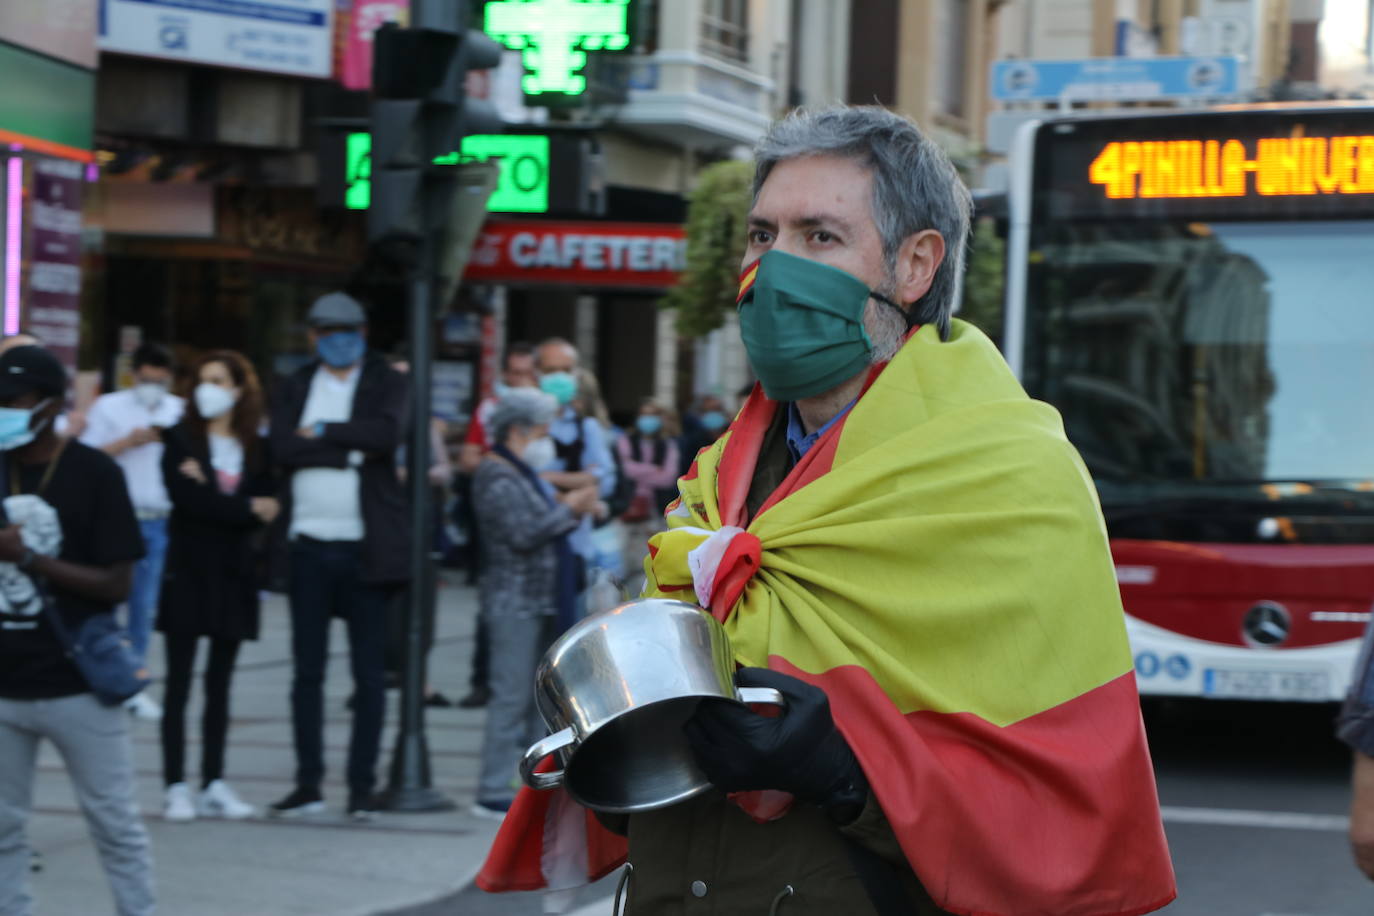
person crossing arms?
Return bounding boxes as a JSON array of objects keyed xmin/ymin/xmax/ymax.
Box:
[
  {"xmin": 268, "ymin": 292, "xmax": 410, "ymax": 821},
  {"xmin": 158, "ymin": 350, "xmax": 279, "ymax": 823},
  {"xmin": 80, "ymin": 342, "xmax": 183, "ymax": 721}
]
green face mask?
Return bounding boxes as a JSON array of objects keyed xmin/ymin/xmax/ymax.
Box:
[
  {"xmin": 539, "ymin": 371, "xmax": 578, "ymax": 406},
  {"xmin": 737, "ymin": 250, "xmax": 904, "ymax": 402}
]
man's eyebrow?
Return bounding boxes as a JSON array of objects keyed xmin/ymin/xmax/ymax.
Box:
[
  {"xmin": 793, "ymin": 213, "xmax": 856, "ymax": 233},
  {"xmin": 747, "ymin": 213, "xmax": 856, "ymax": 234}
]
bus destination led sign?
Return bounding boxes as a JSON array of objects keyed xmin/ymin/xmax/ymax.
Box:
[{"xmin": 1089, "ymin": 134, "xmax": 1374, "ymax": 200}]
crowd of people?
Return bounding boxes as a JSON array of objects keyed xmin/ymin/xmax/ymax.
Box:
[
  {"xmin": 456, "ymin": 338, "xmax": 736, "ymax": 818},
  {"xmin": 8, "ymin": 101, "xmax": 1374, "ymax": 916},
  {"xmin": 0, "ymin": 284, "xmax": 735, "ymax": 914}
]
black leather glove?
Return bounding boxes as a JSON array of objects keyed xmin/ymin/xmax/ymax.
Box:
[{"xmin": 683, "ymin": 667, "xmax": 868, "ymax": 816}]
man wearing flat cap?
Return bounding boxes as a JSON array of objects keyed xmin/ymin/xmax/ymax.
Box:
[
  {"xmin": 0, "ymin": 346, "xmax": 155, "ymax": 915},
  {"xmin": 268, "ymin": 292, "xmax": 410, "ymax": 821}
]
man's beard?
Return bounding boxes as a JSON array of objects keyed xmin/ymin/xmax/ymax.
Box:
[{"xmin": 863, "ymin": 294, "xmax": 907, "ymax": 364}]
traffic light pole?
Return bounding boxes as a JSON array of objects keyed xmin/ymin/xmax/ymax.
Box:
[
  {"xmin": 381, "ymin": 231, "xmax": 453, "ymax": 813},
  {"xmin": 376, "ymin": 0, "xmax": 502, "ymax": 814},
  {"xmin": 380, "ymin": 0, "xmax": 459, "ymax": 815}
]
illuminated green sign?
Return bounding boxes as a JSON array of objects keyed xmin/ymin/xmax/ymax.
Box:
[
  {"xmin": 346, "ymin": 132, "xmax": 372, "ymax": 209},
  {"xmin": 484, "ymin": 0, "xmax": 631, "ymax": 96},
  {"xmin": 345, "ymin": 133, "xmax": 550, "ymax": 213}
]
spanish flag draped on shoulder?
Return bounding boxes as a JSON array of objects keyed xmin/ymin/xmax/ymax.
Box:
[{"xmin": 479, "ymin": 318, "xmax": 1176, "ymax": 916}]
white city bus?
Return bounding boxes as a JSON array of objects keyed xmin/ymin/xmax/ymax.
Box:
[{"xmin": 1003, "ymin": 104, "xmax": 1374, "ymax": 701}]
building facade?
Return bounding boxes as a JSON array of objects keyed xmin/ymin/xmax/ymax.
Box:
[{"xmin": 0, "ymin": 3, "xmax": 99, "ymax": 373}]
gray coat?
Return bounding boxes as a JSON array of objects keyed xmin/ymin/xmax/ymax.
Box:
[{"xmin": 472, "ymin": 455, "xmax": 579, "ymax": 619}]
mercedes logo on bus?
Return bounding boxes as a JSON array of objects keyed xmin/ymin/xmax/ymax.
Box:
[{"xmin": 1242, "ymin": 602, "xmax": 1292, "ymax": 648}]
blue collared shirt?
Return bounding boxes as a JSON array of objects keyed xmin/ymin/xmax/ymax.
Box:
[
  {"xmin": 544, "ymin": 406, "xmax": 615, "ymax": 560},
  {"xmin": 785, "ymin": 399, "xmax": 858, "ymax": 464}
]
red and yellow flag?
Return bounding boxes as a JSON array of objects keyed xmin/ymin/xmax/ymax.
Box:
[
  {"xmin": 736, "ymin": 260, "xmax": 759, "ymax": 304},
  {"xmin": 482, "ymin": 320, "xmax": 1175, "ymax": 914}
]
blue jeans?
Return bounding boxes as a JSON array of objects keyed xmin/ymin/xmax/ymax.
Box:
[
  {"xmin": 287, "ymin": 538, "xmax": 392, "ymax": 798},
  {"xmin": 125, "ymin": 518, "xmax": 168, "ymax": 665}
]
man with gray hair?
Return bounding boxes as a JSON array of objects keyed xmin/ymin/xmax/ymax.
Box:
[
  {"xmin": 478, "ymin": 105, "xmax": 1175, "ymax": 915},
  {"xmin": 470, "ymin": 388, "xmax": 601, "ymax": 818}
]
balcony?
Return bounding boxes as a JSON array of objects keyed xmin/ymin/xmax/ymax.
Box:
[{"xmin": 610, "ymin": 51, "xmax": 776, "ymax": 150}]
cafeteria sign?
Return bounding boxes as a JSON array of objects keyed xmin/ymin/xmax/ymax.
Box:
[{"xmin": 465, "ymin": 220, "xmax": 686, "ymax": 289}]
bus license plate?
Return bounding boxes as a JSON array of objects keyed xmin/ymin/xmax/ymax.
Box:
[{"xmin": 1203, "ymin": 669, "xmax": 1329, "ymax": 701}]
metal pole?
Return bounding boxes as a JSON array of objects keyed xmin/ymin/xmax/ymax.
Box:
[
  {"xmin": 381, "ymin": 233, "xmax": 453, "ymax": 812},
  {"xmin": 381, "ymin": 0, "xmax": 459, "ymax": 813}
]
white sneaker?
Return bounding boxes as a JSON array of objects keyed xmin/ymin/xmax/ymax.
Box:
[
  {"xmin": 125, "ymin": 693, "xmax": 163, "ymax": 721},
  {"xmin": 198, "ymin": 780, "xmax": 256, "ymax": 819},
  {"xmin": 164, "ymin": 783, "xmax": 196, "ymax": 822}
]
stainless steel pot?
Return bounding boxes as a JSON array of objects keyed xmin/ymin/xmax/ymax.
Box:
[{"xmin": 519, "ymin": 598, "xmax": 783, "ymax": 814}]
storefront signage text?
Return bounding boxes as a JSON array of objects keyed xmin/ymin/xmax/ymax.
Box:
[
  {"xmin": 98, "ymin": 0, "xmax": 334, "ymax": 78},
  {"xmin": 346, "ymin": 133, "xmax": 550, "ymax": 213},
  {"xmin": 466, "ymin": 220, "xmax": 685, "ymax": 289}
]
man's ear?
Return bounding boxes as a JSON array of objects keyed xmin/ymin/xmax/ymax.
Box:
[{"xmin": 893, "ymin": 229, "xmax": 946, "ymax": 307}]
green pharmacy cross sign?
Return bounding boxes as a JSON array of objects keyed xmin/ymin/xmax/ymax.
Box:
[
  {"xmin": 345, "ymin": 133, "xmax": 551, "ymax": 213},
  {"xmin": 484, "ymin": 0, "xmax": 631, "ymax": 96}
]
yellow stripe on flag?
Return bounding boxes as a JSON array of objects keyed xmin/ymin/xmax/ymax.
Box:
[
  {"xmin": 736, "ymin": 264, "xmax": 759, "ymax": 303},
  {"xmin": 645, "ymin": 320, "xmax": 1132, "ymax": 728}
]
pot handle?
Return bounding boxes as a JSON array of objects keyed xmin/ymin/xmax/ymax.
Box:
[
  {"xmin": 520, "ymin": 727, "xmax": 577, "ymax": 791},
  {"xmin": 736, "ymin": 686, "xmax": 786, "ymax": 708}
]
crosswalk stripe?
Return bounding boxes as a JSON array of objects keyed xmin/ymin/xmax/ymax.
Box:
[{"xmin": 1160, "ymin": 805, "xmax": 1349, "ymax": 832}]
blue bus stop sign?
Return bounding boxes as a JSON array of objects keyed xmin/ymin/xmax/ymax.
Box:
[{"xmin": 991, "ymin": 57, "xmax": 1241, "ymax": 102}]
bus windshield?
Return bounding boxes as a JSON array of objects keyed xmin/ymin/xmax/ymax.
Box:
[{"xmin": 1026, "ymin": 218, "xmax": 1374, "ymax": 496}]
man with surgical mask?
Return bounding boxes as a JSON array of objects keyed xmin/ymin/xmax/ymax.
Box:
[
  {"xmin": 0, "ymin": 345, "xmax": 155, "ymax": 916},
  {"xmin": 480, "ymin": 107, "xmax": 1174, "ymax": 916},
  {"xmin": 532, "ymin": 339, "xmax": 613, "ymax": 591},
  {"xmin": 80, "ymin": 342, "xmax": 183, "ymax": 721},
  {"xmin": 268, "ymin": 291, "xmax": 410, "ymax": 821}
]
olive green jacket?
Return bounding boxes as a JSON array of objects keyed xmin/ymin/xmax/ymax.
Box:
[{"xmin": 599, "ymin": 791, "xmax": 950, "ymax": 915}]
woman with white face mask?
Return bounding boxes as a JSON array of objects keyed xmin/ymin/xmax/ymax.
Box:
[
  {"xmin": 469, "ymin": 388, "xmax": 603, "ymax": 820},
  {"xmin": 155, "ymin": 351, "xmax": 279, "ymax": 824}
]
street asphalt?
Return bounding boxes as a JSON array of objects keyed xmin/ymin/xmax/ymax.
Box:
[
  {"xmin": 23, "ymin": 573, "xmax": 514, "ymax": 916},
  {"xmin": 19, "ymin": 572, "xmax": 1374, "ymax": 915}
]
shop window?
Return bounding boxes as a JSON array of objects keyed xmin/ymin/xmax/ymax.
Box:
[
  {"xmin": 701, "ymin": 0, "xmax": 749, "ymax": 64},
  {"xmin": 636, "ymin": 0, "xmax": 660, "ymax": 53},
  {"xmin": 934, "ymin": 0, "xmax": 969, "ymax": 119}
]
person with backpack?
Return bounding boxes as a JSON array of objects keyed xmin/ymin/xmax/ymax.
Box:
[{"xmin": 615, "ymin": 398, "xmax": 681, "ymax": 580}]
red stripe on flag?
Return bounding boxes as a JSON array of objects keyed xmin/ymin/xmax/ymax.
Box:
[
  {"xmin": 771, "ymin": 658, "xmax": 1176, "ymax": 916},
  {"xmin": 476, "ymin": 764, "xmax": 627, "ymax": 893},
  {"xmin": 707, "ymin": 530, "xmax": 763, "ymax": 622},
  {"xmin": 715, "ymin": 384, "xmax": 773, "ymax": 529}
]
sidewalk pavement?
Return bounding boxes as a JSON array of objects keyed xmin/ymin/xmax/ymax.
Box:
[{"xmin": 22, "ymin": 572, "xmax": 617, "ymax": 916}]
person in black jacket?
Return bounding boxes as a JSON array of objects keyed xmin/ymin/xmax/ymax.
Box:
[
  {"xmin": 157, "ymin": 350, "xmax": 278, "ymax": 824},
  {"xmin": 267, "ymin": 292, "xmax": 410, "ymax": 821}
]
